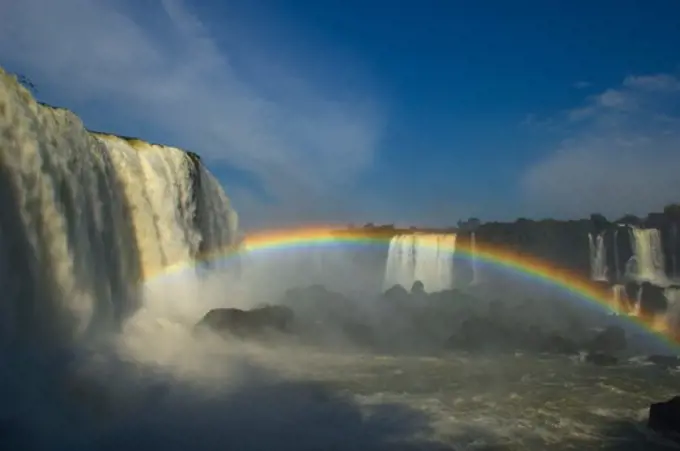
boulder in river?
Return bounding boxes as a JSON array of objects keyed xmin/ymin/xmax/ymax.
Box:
[
  {"xmin": 648, "ymin": 396, "xmax": 680, "ymax": 439},
  {"xmin": 195, "ymin": 305, "xmax": 295, "ymax": 338}
]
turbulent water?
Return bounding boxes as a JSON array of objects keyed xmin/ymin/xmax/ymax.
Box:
[
  {"xmin": 383, "ymin": 234, "xmax": 457, "ymax": 292},
  {"xmin": 1, "ymin": 69, "xmax": 679, "ymax": 451}
]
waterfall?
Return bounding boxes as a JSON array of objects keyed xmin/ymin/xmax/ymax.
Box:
[
  {"xmin": 588, "ymin": 232, "xmax": 608, "ymax": 282},
  {"xmin": 611, "ymin": 284, "xmax": 627, "ymax": 314},
  {"xmin": 470, "ymin": 232, "xmax": 479, "ymax": 285},
  {"xmin": 613, "ymin": 229, "xmax": 621, "ymax": 281},
  {"xmin": 672, "ymin": 224, "xmax": 678, "ymax": 280},
  {"xmin": 663, "ymin": 288, "xmax": 680, "ymax": 337},
  {"xmin": 383, "ymin": 233, "xmax": 456, "ymax": 293},
  {"xmin": 626, "ymin": 227, "xmax": 667, "ymax": 286},
  {"xmin": 0, "ymin": 69, "xmax": 237, "ymax": 350}
]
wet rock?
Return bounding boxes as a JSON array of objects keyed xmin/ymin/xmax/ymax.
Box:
[
  {"xmin": 647, "ymin": 355, "xmax": 680, "ymax": 369},
  {"xmin": 584, "ymin": 352, "xmax": 618, "ymax": 366},
  {"xmin": 410, "ymin": 280, "xmax": 425, "ymax": 295},
  {"xmin": 383, "ymin": 284, "xmax": 410, "ymax": 305},
  {"xmin": 195, "ymin": 305, "xmax": 295, "ymax": 338},
  {"xmin": 540, "ymin": 333, "xmax": 580, "ymax": 355},
  {"xmin": 446, "ymin": 317, "xmax": 518, "ymax": 351},
  {"xmin": 648, "ymin": 396, "xmax": 680, "ymax": 439},
  {"xmin": 639, "ymin": 282, "xmax": 669, "ymax": 317},
  {"xmin": 587, "ymin": 325, "xmax": 627, "ymax": 354},
  {"xmin": 0, "ymin": 418, "xmax": 31, "ymax": 449}
]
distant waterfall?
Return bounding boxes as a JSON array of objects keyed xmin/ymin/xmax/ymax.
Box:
[
  {"xmin": 611, "ymin": 284, "xmax": 627, "ymax": 314},
  {"xmin": 626, "ymin": 227, "xmax": 667, "ymax": 285},
  {"xmin": 588, "ymin": 232, "xmax": 608, "ymax": 281},
  {"xmin": 470, "ymin": 232, "xmax": 479, "ymax": 285},
  {"xmin": 613, "ymin": 229, "xmax": 621, "ymax": 281},
  {"xmin": 383, "ymin": 234, "xmax": 456, "ymax": 293},
  {"xmin": 0, "ymin": 69, "xmax": 237, "ymax": 349},
  {"xmin": 664, "ymin": 288, "xmax": 680, "ymax": 336},
  {"xmin": 672, "ymin": 224, "xmax": 678, "ymax": 280}
]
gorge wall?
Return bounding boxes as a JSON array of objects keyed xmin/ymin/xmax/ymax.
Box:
[
  {"xmin": 0, "ymin": 69, "xmax": 239, "ymax": 350},
  {"xmin": 333, "ymin": 209, "xmax": 680, "ymax": 305}
]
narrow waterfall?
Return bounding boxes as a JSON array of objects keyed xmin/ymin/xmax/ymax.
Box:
[
  {"xmin": 588, "ymin": 232, "xmax": 608, "ymax": 282},
  {"xmin": 672, "ymin": 223, "xmax": 678, "ymax": 280},
  {"xmin": 611, "ymin": 284, "xmax": 627, "ymax": 314},
  {"xmin": 663, "ymin": 288, "xmax": 680, "ymax": 337},
  {"xmin": 626, "ymin": 227, "xmax": 667, "ymax": 286},
  {"xmin": 613, "ymin": 229, "xmax": 621, "ymax": 281},
  {"xmin": 470, "ymin": 232, "xmax": 479, "ymax": 285},
  {"xmin": 383, "ymin": 233, "xmax": 456, "ymax": 293},
  {"xmin": 0, "ymin": 69, "xmax": 237, "ymax": 350}
]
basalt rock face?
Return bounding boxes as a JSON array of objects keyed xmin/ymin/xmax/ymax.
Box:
[
  {"xmin": 648, "ymin": 396, "xmax": 680, "ymax": 440},
  {"xmin": 342, "ymin": 206, "xmax": 680, "ymax": 288},
  {"xmin": 467, "ymin": 219, "xmax": 593, "ymax": 276}
]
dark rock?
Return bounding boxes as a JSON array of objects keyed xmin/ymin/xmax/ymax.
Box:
[
  {"xmin": 383, "ymin": 284, "xmax": 410, "ymax": 303},
  {"xmin": 638, "ymin": 282, "xmax": 669, "ymax": 317},
  {"xmin": 587, "ymin": 325, "xmax": 627, "ymax": 354},
  {"xmin": 540, "ymin": 333, "xmax": 580, "ymax": 355},
  {"xmin": 195, "ymin": 305, "xmax": 295, "ymax": 339},
  {"xmin": 410, "ymin": 280, "xmax": 425, "ymax": 295},
  {"xmin": 647, "ymin": 355, "xmax": 680, "ymax": 369},
  {"xmin": 0, "ymin": 418, "xmax": 33, "ymax": 450},
  {"xmin": 648, "ymin": 396, "xmax": 680, "ymax": 438},
  {"xmin": 446, "ymin": 316, "xmax": 518, "ymax": 351},
  {"xmin": 584, "ymin": 352, "xmax": 618, "ymax": 366}
]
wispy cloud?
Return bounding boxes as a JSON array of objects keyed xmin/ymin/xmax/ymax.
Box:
[
  {"xmin": 0, "ymin": 0, "xmax": 384, "ymax": 229},
  {"xmin": 521, "ymin": 72, "xmax": 680, "ymax": 219},
  {"xmin": 573, "ymin": 81, "xmax": 591, "ymax": 89}
]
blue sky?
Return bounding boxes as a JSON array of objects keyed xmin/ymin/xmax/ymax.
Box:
[{"xmin": 1, "ymin": 0, "xmax": 680, "ymax": 230}]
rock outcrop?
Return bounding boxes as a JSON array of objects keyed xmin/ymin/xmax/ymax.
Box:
[
  {"xmin": 195, "ymin": 305, "xmax": 295, "ymax": 339},
  {"xmin": 648, "ymin": 396, "xmax": 680, "ymax": 440}
]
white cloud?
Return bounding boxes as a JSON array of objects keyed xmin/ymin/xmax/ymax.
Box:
[
  {"xmin": 521, "ymin": 72, "xmax": 680, "ymax": 219},
  {"xmin": 0, "ymin": 0, "xmax": 383, "ymax": 228}
]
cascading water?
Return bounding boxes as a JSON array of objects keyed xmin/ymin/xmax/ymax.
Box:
[
  {"xmin": 0, "ymin": 67, "xmax": 237, "ymax": 373},
  {"xmin": 626, "ymin": 227, "xmax": 667, "ymax": 286},
  {"xmin": 611, "ymin": 284, "xmax": 627, "ymax": 314},
  {"xmin": 383, "ymin": 233, "xmax": 456, "ymax": 293},
  {"xmin": 672, "ymin": 223, "xmax": 678, "ymax": 280},
  {"xmin": 661, "ymin": 287, "xmax": 680, "ymax": 339},
  {"xmin": 470, "ymin": 232, "xmax": 480, "ymax": 285},
  {"xmin": 588, "ymin": 232, "xmax": 608, "ymax": 282},
  {"xmin": 613, "ymin": 229, "xmax": 621, "ymax": 281}
]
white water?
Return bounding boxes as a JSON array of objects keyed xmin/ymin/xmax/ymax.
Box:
[
  {"xmin": 588, "ymin": 232, "xmax": 608, "ymax": 282},
  {"xmin": 672, "ymin": 223, "xmax": 678, "ymax": 279},
  {"xmin": 383, "ymin": 233, "xmax": 456, "ymax": 293},
  {"xmin": 613, "ymin": 228, "xmax": 621, "ymax": 281},
  {"xmin": 0, "ymin": 70, "xmax": 239, "ymax": 442},
  {"xmin": 611, "ymin": 284, "xmax": 627, "ymax": 313},
  {"xmin": 626, "ymin": 227, "xmax": 668, "ymax": 286},
  {"xmin": 470, "ymin": 232, "xmax": 480, "ymax": 285}
]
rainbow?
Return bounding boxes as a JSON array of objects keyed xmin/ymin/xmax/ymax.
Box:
[{"xmin": 161, "ymin": 226, "xmax": 680, "ymax": 348}]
